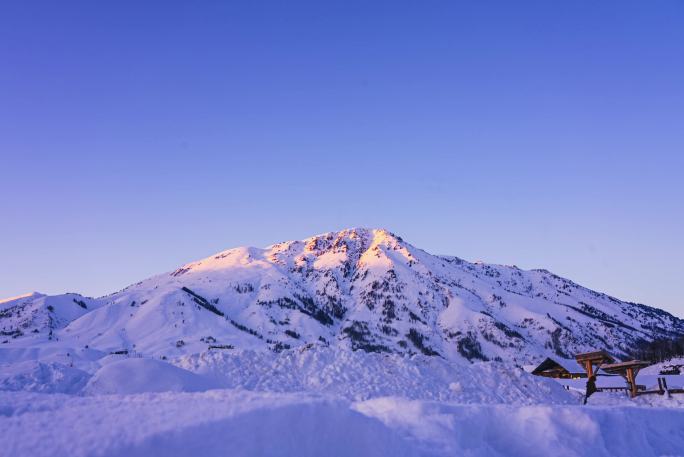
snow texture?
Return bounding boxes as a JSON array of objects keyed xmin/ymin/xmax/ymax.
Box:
[
  {"xmin": 84, "ymin": 357, "xmax": 218, "ymax": 394},
  {"xmin": 2, "ymin": 228, "xmax": 684, "ymax": 456},
  {"xmin": 2, "ymin": 390, "xmax": 684, "ymax": 457},
  {"xmin": 175, "ymin": 346, "xmax": 574, "ymax": 404}
]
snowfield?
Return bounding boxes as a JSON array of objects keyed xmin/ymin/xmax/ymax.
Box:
[
  {"xmin": 175, "ymin": 347, "xmax": 575, "ymax": 404},
  {"xmin": 2, "ymin": 388, "xmax": 684, "ymax": 457},
  {"xmin": 2, "ymin": 228, "xmax": 684, "ymax": 456},
  {"xmin": 0, "ymin": 347, "xmax": 574, "ymax": 403},
  {"xmin": 2, "ymin": 349, "xmax": 684, "ymax": 456}
]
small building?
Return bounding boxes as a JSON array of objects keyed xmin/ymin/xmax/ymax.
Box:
[
  {"xmin": 660, "ymin": 364, "xmax": 682, "ymax": 375},
  {"xmin": 529, "ymin": 357, "xmax": 586, "ymax": 379}
]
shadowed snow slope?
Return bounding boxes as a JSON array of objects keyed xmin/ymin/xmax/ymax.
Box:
[
  {"xmin": 2, "ymin": 390, "xmax": 684, "ymax": 457},
  {"xmin": 0, "ymin": 391, "xmax": 414, "ymax": 457}
]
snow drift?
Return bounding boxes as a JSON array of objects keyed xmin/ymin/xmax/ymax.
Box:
[
  {"xmin": 84, "ymin": 358, "xmax": 217, "ymax": 395},
  {"xmin": 176, "ymin": 347, "xmax": 574, "ymax": 404},
  {"xmin": 2, "ymin": 390, "xmax": 684, "ymax": 457}
]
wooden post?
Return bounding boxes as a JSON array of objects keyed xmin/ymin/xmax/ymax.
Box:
[
  {"xmin": 626, "ymin": 367, "xmax": 637, "ymax": 398},
  {"xmin": 602, "ymin": 360, "xmax": 650, "ymax": 400},
  {"xmin": 584, "ymin": 361, "xmax": 594, "ymax": 378}
]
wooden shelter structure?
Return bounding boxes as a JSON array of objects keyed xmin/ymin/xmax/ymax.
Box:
[
  {"xmin": 602, "ymin": 360, "xmax": 651, "ymax": 398},
  {"xmin": 531, "ymin": 358, "xmax": 585, "ymax": 379},
  {"xmin": 575, "ymin": 350, "xmax": 615, "ymax": 378},
  {"xmin": 575, "ymin": 351, "xmax": 615, "ymax": 403}
]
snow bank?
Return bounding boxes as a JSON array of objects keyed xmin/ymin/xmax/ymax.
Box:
[
  {"xmin": 84, "ymin": 358, "xmax": 217, "ymax": 395},
  {"xmin": 2, "ymin": 389, "xmax": 684, "ymax": 457},
  {"xmin": 176, "ymin": 347, "xmax": 575, "ymax": 404},
  {"xmin": 0, "ymin": 361, "xmax": 90, "ymax": 394},
  {"xmin": 586, "ymin": 390, "xmax": 684, "ymax": 408},
  {"xmin": 641, "ymin": 357, "xmax": 684, "ymax": 375},
  {"xmin": 0, "ymin": 390, "xmax": 414, "ymax": 457},
  {"xmin": 0, "ymin": 346, "xmax": 575, "ymax": 404},
  {"xmin": 353, "ymin": 397, "xmax": 684, "ymax": 456}
]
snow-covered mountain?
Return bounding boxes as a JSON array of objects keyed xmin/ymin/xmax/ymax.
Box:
[
  {"xmin": 0, "ymin": 293, "xmax": 101, "ymax": 340},
  {"xmin": 2, "ymin": 228, "xmax": 682, "ymax": 364}
]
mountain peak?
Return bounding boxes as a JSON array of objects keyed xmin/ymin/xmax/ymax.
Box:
[
  {"xmin": 300, "ymin": 227, "xmax": 404, "ymax": 248},
  {"xmin": 3, "ymin": 228, "xmax": 683, "ymax": 365},
  {"xmin": 0, "ymin": 291, "xmax": 45, "ymax": 305}
]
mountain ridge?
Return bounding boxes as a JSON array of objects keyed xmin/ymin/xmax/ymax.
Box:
[{"xmin": 2, "ymin": 227, "xmax": 682, "ymax": 364}]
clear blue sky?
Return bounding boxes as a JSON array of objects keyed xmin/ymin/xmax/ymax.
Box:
[{"xmin": 1, "ymin": 1, "xmax": 682, "ymax": 315}]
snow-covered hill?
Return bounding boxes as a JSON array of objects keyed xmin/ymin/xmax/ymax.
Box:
[
  {"xmin": 2, "ymin": 228, "xmax": 683, "ymax": 365},
  {"xmin": 0, "ymin": 292, "xmax": 101, "ymax": 341}
]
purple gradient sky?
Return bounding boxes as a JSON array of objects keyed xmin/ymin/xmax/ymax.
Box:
[{"xmin": 1, "ymin": 1, "xmax": 683, "ymax": 315}]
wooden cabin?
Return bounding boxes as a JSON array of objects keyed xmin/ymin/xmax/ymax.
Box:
[{"xmin": 530, "ymin": 357, "xmax": 586, "ymax": 379}]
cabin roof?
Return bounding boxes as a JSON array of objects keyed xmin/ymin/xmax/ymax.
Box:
[{"xmin": 531, "ymin": 357, "xmax": 582, "ymax": 375}]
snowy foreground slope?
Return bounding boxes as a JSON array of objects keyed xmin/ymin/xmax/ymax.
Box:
[
  {"xmin": 2, "ymin": 228, "xmax": 684, "ymax": 456},
  {"xmin": 3, "ymin": 388, "xmax": 684, "ymax": 457}
]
